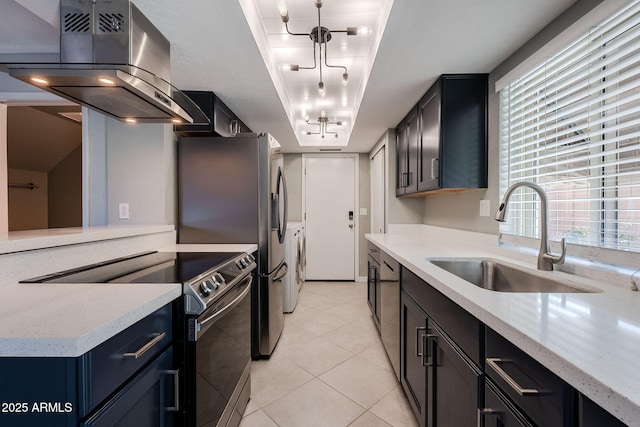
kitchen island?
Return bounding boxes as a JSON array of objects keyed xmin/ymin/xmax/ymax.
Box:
[{"xmin": 367, "ymin": 225, "xmax": 640, "ymax": 426}]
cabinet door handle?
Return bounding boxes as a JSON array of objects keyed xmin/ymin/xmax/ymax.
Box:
[
  {"xmin": 477, "ymin": 408, "xmax": 497, "ymax": 427},
  {"xmin": 415, "ymin": 326, "xmax": 427, "ymax": 357},
  {"xmin": 422, "ymin": 333, "xmax": 438, "ymax": 367},
  {"xmin": 229, "ymin": 119, "xmax": 239, "ymax": 135},
  {"xmin": 164, "ymin": 369, "xmax": 180, "ymax": 411},
  {"xmin": 486, "ymin": 358, "xmax": 541, "ymax": 396},
  {"xmin": 431, "ymin": 158, "xmax": 438, "ymax": 180},
  {"xmin": 123, "ymin": 332, "xmax": 166, "ymax": 359},
  {"xmin": 383, "ymin": 260, "xmax": 395, "ymax": 272}
]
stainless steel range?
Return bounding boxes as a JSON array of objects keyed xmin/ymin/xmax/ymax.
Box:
[{"xmin": 23, "ymin": 250, "xmax": 256, "ymax": 427}]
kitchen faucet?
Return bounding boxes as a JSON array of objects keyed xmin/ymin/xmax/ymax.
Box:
[{"xmin": 495, "ymin": 182, "xmax": 567, "ymax": 271}]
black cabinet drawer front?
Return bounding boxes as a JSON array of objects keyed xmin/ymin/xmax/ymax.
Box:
[
  {"xmin": 483, "ymin": 380, "xmax": 534, "ymax": 427},
  {"xmin": 485, "ymin": 327, "xmax": 573, "ymax": 427},
  {"xmin": 85, "ymin": 303, "xmax": 173, "ymax": 413},
  {"xmin": 401, "ymin": 266, "xmax": 482, "ymax": 366},
  {"xmin": 81, "ymin": 347, "xmax": 175, "ymax": 427}
]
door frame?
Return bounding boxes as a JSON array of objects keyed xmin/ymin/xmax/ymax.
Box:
[
  {"xmin": 370, "ymin": 144, "xmax": 386, "ymax": 235},
  {"xmin": 302, "ymin": 153, "xmax": 360, "ymax": 281}
]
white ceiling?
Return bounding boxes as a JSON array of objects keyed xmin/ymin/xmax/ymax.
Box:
[{"xmin": 0, "ymin": 0, "xmax": 577, "ymax": 153}]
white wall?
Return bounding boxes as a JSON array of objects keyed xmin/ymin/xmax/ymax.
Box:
[
  {"xmin": 83, "ymin": 109, "xmax": 176, "ymax": 226},
  {"xmin": 0, "ymin": 104, "xmax": 6, "ymax": 232}
]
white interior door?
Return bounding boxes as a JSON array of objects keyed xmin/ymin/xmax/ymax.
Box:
[
  {"xmin": 371, "ymin": 146, "xmax": 385, "ymax": 234},
  {"xmin": 304, "ymin": 155, "xmax": 356, "ymax": 280}
]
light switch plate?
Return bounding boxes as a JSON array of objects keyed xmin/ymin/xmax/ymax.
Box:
[
  {"xmin": 360, "ymin": 208, "xmax": 368, "ymax": 216},
  {"xmin": 118, "ymin": 203, "xmax": 130, "ymax": 220},
  {"xmin": 480, "ymin": 200, "xmax": 491, "ymax": 217}
]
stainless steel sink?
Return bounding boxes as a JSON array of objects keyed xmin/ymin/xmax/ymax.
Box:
[{"xmin": 428, "ymin": 258, "xmax": 598, "ymax": 293}]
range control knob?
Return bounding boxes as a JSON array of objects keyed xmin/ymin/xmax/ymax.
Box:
[
  {"xmin": 212, "ymin": 272, "xmax": 225, "ymax": 287},
  {"xmin": 239, "ymin": 257, "xmax": 249, "ymax": 268},
  {"xmin": 246, "ymin": 253, "xmax": 255, "ymax": 263},
  {"xmin": 200, "ymin": 280, "xmax": 214, "ymax": 295}
]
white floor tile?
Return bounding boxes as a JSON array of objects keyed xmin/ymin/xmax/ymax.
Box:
[
  {"xmin": 288, "ymin": 335, "xmax": 356, "ymax": 376},
  {"xmin": 319, "ymin": 355, "xmax": 399, "ymax": 409},
  {"xmin": 349, "ymin": 411, "xmax": 392, "ymax": 427},
  {"xmin": 249, "ymin": 357, "xmax": 314, "ymax": 407},
  {"xmin": 262, "ymin": 379, "xmax": 365, "ymax": 427},
  {"xmin": 239, "ymin": 409, "xmax": 279, "ymax": 427},
  {"xmin": 244, "ymin": 281, "xmax": 418, "ymax": 427},
  {"xmin": 369, "ymin": 385, "xmax": 420, "ymax": 427}
]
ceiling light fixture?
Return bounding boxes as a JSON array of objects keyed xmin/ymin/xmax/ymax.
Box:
[
  {"xmin": 278, "ymin": 0, "xmax": 371, "ymax": 96},
  {"xmin": 303, "ymin": 110, "xmax": 344, "ymax": 139}
]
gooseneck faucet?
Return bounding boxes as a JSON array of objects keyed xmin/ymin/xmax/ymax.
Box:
[{"xmin": 495, "ymin": 182, "xmax": 567, "ymax": 271}]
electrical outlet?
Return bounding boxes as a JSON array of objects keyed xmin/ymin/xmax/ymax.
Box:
[
  {"xmin": 480, "ymin": 200, "xmax": 491, "ymax": 217},
  {"xmin": 118, "ymin": 203, "xmax": 130, "ymax": 220}
]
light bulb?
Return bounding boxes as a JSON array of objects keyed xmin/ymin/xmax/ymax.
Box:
[{"xmin": 278, "ymin": 0, "xmax": 289, "ymax": 22}]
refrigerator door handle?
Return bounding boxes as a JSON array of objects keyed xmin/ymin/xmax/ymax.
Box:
[
  {"xmin": 276, "ymin": 166, "xmax": 288, "ymax": 244},
  {"xmin": 272, "ymin": 261, "xmax": 289, "ymax": 282}
]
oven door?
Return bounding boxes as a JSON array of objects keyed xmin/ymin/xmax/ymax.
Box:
[{"xmin": 185, "ymin": 274, "xmax": 252, "ymax": 427}]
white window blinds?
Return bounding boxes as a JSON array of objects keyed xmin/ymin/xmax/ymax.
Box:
[{"xmin": 499, "ymin": 0, "xmax": 640, "ymax": 253}]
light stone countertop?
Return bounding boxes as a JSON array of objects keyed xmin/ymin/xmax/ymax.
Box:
[
  {"xmin": 367, "ymin": 225, "xmax": 640, "ymax": 427},
  {"xmin": 0, "ymin": 240, "xmax": 257, "ymax": 358},
  {"xmin": 0, "ymin": 225, "xmax": 174, "ymax": 255}
]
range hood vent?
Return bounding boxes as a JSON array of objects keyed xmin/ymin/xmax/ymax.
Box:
[{"xmin": 6, "ymin": 0, "xmax": 208, "ymax": 125}]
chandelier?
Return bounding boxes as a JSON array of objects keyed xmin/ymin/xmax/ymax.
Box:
[
  {"xmin": 278, "ymin": 0, "xmax": 372, "ymax": 96},
  {"xmin": 303, "ymin": 111, "xmax": 345, "ymax": 139}
]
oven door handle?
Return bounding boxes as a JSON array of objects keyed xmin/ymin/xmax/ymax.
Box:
[{"xmin": 197, "ymin": 275, "xmax": 252, "ymax": 332}]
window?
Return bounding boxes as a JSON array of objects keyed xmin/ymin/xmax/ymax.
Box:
[{"xmin": 499, "ymin": 0, "xmax": 640, "ymax": 254}]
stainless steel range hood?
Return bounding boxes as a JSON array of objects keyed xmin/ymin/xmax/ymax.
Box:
[{"xmin": 6, "ymin": 0, "xmax": 207, "ymax": 125}]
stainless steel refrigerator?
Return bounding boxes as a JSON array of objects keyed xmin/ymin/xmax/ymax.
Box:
[{"xmin": 178, "ymin": 133, "xmax": 288, "ymax": 358}]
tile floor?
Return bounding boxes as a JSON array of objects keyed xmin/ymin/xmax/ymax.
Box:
[{"xmin": 240, "ymin": 281, "xmax": 419, "ymax": 427}]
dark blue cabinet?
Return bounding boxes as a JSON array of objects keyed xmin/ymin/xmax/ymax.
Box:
[
  {"xmin": 80, "ymin": 347, "xmax": 177, "ymax": 427},
  {"xmin": 0, "ymin": 303, "xmax": 176, "ymax": 427}
]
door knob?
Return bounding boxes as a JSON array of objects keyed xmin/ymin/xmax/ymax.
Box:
[{"xmin": 349, "ymin": 224, "xmax": 354, "ymax": 228}]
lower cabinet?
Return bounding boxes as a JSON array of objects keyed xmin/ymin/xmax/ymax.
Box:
[
  {"xmin": 485, "ymin": 327, "xmax": 574, "ymax": 427},
  {"xmin": 0, "ymin": 303, "xmax": 177, "ymax": 427},
  {"xmin": 80, "ymin": 347, "xmax": 177, "ymax": 427},
  {"xmin": 400, "ymin": 290, "xmax": 430, "ymax": 427},
  {"xmin": 367, "ymin": 243, "xmax": 381, "ymax": 331},
  {"xmin": 578, "ymin": 394, "xmax": 627, "ymax": 427},
  {"xmin": 390, "ymin": 257, "xmax": 630, "ymax": 427},
  {"xmin": 481, "ymin": 379, "xmax": 534, "ymax": 427},
  {"xmin": 431, "ymin": 322, "xmax": 482, "ymax": 426},
  {"xmin": 400, "ymin": 284, "xmax": 482, "ymax": 427}
]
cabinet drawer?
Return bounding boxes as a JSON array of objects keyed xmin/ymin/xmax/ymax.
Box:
[
  {"xmin": 401, "ymin": 267, "xmax": 482, "ymax": 366},
  {"xmin": 81, "ymin": 347, "xmax": 176, "ymax": 427},
  {"xmin": 482, "ymin": 379, "xmax": 534, "ymax": 427},
  {"xmin": 84, "ymin": 303, "xmax": 173, "ymax": 413},
  {"xmin": 485, "ymin": 327, "xmax": 574, "ymax": 427}
]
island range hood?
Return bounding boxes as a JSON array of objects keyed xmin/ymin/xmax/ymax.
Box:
[{"xmin": 6, "ymin": 0, "xmax": 208, "ymax": 125}]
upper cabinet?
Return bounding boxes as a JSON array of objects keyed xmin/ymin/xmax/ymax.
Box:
[
  {"xmin": 174, "ymin": 91, "xmax": 252, "ymax": 137},
  {"xmin": 396, "ymin": 106, "xmax": 420, "ymax": 196},
  {"xmin": 396, "ymin": 74, "xmax": 488, "ymax": 196}
]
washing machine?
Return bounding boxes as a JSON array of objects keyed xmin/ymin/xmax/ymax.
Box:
[{"xmin": 283, "ymin": 222, "xmax": 304, "ymax": 313}]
